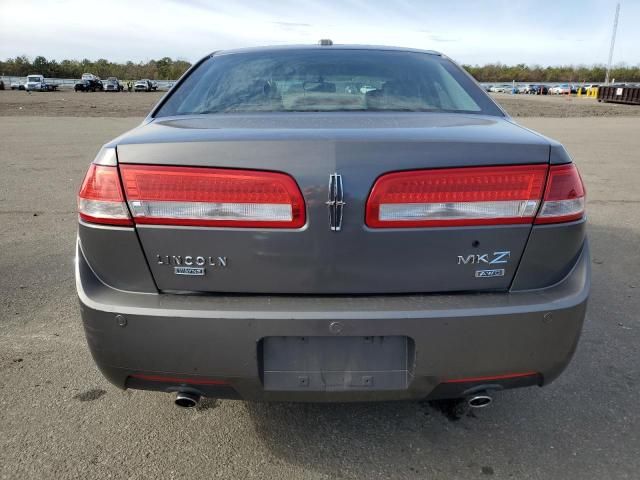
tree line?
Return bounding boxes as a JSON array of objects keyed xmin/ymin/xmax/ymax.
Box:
[
  {"xmin": 2, "ymin": 55, "xmax": 639, "ymax": 83},
  {"xmin": 0, "ymin": 56, "xmax": 192, "ymax": 80},
  {"xmin": 462, "ymin": 63, "xmax": 640, "ymax": 83}
]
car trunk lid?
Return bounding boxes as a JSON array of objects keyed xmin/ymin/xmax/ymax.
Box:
[{"xmin": 115, "ymin": 113, "xmax": 550, "ymax": 294}]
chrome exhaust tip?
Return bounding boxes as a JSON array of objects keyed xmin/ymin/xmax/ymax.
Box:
[
  {"xmin": 467, "ymin": 394, "xmax": 492, "ymax": 409},
  {"xmin": 175, "ymin": 391, "xmax": 201, "ymax": 408}
]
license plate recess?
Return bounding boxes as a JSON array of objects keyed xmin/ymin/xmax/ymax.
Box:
[{"xmin": 262, "ymin": 336, "xmax": 413, "ymax": 391}]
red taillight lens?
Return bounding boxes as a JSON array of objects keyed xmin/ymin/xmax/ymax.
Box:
[
  {"xmin": 535, "ymin": 163, "xmax": 585, "ymax": 224},
  {"xmin": 77, "ymin": 164, "xmax": 132, "ymax": 226},
  {"xmin": 366, "ymin": 165, "xmax": 548, "ymax": 228},
  {"xmin": 119, "ymin": 165, "xmax": 306, "ymax": 228}
]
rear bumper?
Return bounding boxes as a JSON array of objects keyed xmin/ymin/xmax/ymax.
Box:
[{"xmin": 77, "ymin": 241, "xmax": 589, "ymax": 402}]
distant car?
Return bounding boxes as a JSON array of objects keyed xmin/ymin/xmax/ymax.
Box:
[
  {"xmin": 134, "ymin": 79, "xmax": 154, "ymax": 92},
  {"xmin": 489, "ymin": 84, "xmax": 511, "ymax": 93},
  {"xmin": 550, "ymin": 84, "xmax": 571, "ymax": 95},
  {"xmin": 520, "ymin": 83, "xmax": 543, "ymax": 95},
  {"xmin": 75, "ymin": 79, "xmax": 103, "ymax": 92},
  {"xmin": 10, "ymin": 81, "xmax": 25, "ymax": 90},
  {"xmin": 104, "ymin": 77, "xmax": 124, "ymax": 92},
  {"xmin": 81, "ymin": 73, "xmax": 100, "ymax": 81},
  {"xmin": 525, "ymin": 84, "xmax": 548, "ymax": 95},
  {"xmin": 76, "ymin": 44, "xmax": 589, "ymax": 409}
]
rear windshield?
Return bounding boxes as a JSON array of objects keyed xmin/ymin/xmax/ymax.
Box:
[
  {"xmin": 156, "ymin": 49, "xmax": 502, "ymax": 117},
  {"xmin": 28, "ymin": 76, "xmax": 41, "ymax": 82}
]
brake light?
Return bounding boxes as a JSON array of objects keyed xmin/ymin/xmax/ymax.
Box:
[
  {"xmin": 77, "ymin": 164, "xmax": 132, "ymax": 226},
  {"xmin": 366, "ymin": 165, "xmax": 548, "ymax": 228},
  {"xmin": 119, "ymin": 165, "xmax": 305, "ymax": 228},
  {"xmin": 535, "ymin": 164, "xmax": 585, "ymax": 224}
]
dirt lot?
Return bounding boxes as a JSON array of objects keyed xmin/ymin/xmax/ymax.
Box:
[
  {"xmin": 492, "ymin": 92, "xmax": 640, "ymax": 117},
  {"xmin": 1, "ymin": 92, "xmax": 640, "ymax": 479},
  {"xmin": 0, "ymin": 89, "xmax": 164, "ymax": 117},
  {"xmin": 2, "ymin": 89, "xmax": 640, "ymax": 117}
]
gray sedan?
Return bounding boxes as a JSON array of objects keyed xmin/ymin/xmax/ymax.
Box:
[{"xmin": 76, "ymin": 44, "xmax": 588, "ymax": 409}]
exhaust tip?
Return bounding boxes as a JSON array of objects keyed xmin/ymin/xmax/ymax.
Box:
[
  {"xmin": 175, "ymin": 391, "xmax": 201, "ymax": 408},
  {"xmin": 468, "ymin": 394, "xmax": 492, "ymax": 408}
]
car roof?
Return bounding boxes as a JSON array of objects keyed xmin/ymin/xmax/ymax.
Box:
[{"xmin": 210, "ymin": 44, "xmax": 442, "ymax": 57}]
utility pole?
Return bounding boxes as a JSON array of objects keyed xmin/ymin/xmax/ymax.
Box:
[{"xmin": 605, "ymin": 2, "xmax": 621, "ymax": 84}]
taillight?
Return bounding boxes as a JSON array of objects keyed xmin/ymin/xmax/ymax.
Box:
[
  {"xmin": 77, "ymin": 164, "xmax": 132, "ymax": 226},
  {"xmin": 366, "ymin": 165, "xmax": 548, "ymax": 228},
  {"xmin": 535, "ymin": 163, "xmax": 585, "ymax": 224},
  {"xmin": 119, "ymin": 165, "xmax": 305, "ymax": 228}
]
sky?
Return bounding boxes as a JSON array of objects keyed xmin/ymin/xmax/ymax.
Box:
[{"xmin": 0, "ymin": 0, "xmax": 638, "ymax": 66}]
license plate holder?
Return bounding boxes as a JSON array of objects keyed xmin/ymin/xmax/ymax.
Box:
[{"xmin": 262, "ymin": 336, "xmax": 412, "ymax": 391}]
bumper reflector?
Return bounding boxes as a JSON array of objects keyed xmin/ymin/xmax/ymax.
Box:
[
  {"xmin": 443, "ymin": 371, "xmax": 539, "ymax": 383},
  {"xmin": 130, "ymin": 374, "xmax": 229, "ymax": 386}
]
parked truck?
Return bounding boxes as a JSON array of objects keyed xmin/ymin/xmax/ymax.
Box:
[{"xmin": 24, "ymin": 74, "xmax": 58, "ymax": 92}]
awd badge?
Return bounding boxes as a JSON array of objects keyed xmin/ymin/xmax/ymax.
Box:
[
  {"xmin": 475, "ymin": 269, "xmax": 505, "ymax": 278},
  {"xmin": 174, "ymin": 267, "xmax": 205, "ymax": 276}
]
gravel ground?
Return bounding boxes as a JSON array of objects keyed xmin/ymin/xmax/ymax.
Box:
[
  {"xmin": 1, "ymin": 92, "xmax": 639, "ymax": 479},
  {"xmin": 1, "ymin": 89, "xmax": 640, "ymax": 117}
]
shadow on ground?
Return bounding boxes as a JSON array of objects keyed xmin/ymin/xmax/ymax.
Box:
[{"xmin": 242, "ymin": 223, "xmax": 639, "ymax": 479}]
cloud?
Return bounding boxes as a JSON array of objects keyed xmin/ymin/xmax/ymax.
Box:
[
  {"xmin": 272, "ymin": 22, "xmax": 312, "ymax": 28},
  {"xmin": 0, "ymin": 0, "xmax": 637, "ymax": 65}
]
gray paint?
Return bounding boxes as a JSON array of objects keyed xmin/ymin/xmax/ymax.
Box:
[
  {"xmin": 512, "ymin": 220, "xmax": 587, "ymax": 291},
  {"xmin": 78, "ymin": 221, "xmax": 157, "ymax": 293},
  {"xmin": 78, "ymin": 241, "xmax": 589, "ymax": 401},
  {"xmin": 114, "ymin": 112, "xmax": 546, "ymax": 147},
  {"xmin": 114, "ymin": 113, "xmax": 551, "ymax": 294}
]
